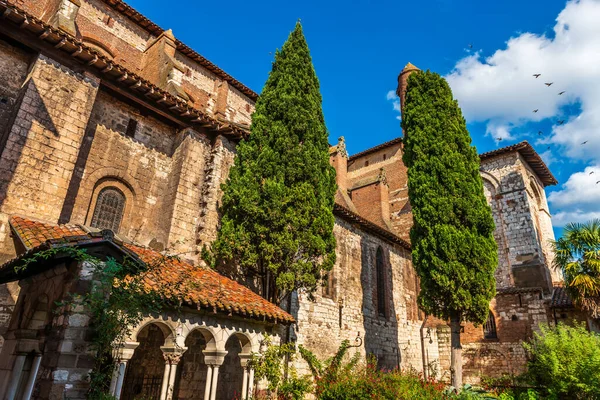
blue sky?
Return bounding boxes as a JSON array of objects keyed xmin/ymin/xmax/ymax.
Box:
[{"xmin": 128, "ymin": 0, "xmax": 600, "ymax": 238}]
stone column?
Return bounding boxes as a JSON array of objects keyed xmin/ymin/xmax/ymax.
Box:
[
  {"xmin": 203, "ymin": 365, "xmax": 213, "ymax": 400},
  {"xmin": 210, "ymin": 365, "xmax": 220, "ymax": 400},
  {"xmin": 203, "ymin": 350, "xmax": 227, "ymax": 400},
  {"xmin": 113, "ymin": 361, "xmax": 127, "ymax": 400},
  {"xmin": 160, "ymin": 347, "xmax": 186, "ymax": 400},
  {"xmin": 4, "ymin": 353, "xmax": 26, "ymax": 400},
  {"xmin": 159, "ymin": 359, "xmax": 171, "ymax": 400},
  {"xmin": 239, "ymin": 353, "xmax": 252, "ymax": 400},
  {"xmin": 22, "ymin": 353, "xmax": 42, "ymax": 400},
  {"xmin": 241, "ymin": 368, "xmax": 249, "ymax": 400},
  {"xmin": 165, "ymin": 354, "xmax": 182, "ymax": 400},
  {"xmin": 110, "ymin": 341, "xmax": 138, "ymax": 399},
  {"xmin": 248, "ymin": 368, "xmax": 255, "ymax": 399}
]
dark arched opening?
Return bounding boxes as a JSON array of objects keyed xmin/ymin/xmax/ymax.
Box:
[
  {"xmin": 216, "ymin": 335, "xmax": 244, "ymax": 400},
  {"xmin": 121, "ymin": 324, "xmax": 166, "ymax": 400}
]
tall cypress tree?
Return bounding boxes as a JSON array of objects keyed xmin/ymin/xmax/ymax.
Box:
[
  {"xmin": 207, "ymin": 22, "xmax": 337, "ymax": 304},
  {"xmin": 402, "ymin": 70, "xmax": 497, "ymax": 387}
]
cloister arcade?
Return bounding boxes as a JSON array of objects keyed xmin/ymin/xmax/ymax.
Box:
[{"xmin": 108, "ymin": 314, "xmax": 271, "ymax": 400}]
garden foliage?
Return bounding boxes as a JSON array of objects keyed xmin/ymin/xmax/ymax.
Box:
[{"xmin": 523, "ymin": 323, "xmax": 600, "ymax": 399}]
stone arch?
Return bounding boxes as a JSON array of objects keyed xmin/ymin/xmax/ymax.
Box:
[
  {"xmin": 173, "ymin": 327, "xmax": 217, "ymax": 399},
  {"xmin": 81, "ymin": 36, "xmax": 116, "ymax": 59},
  {"xmin": 480, "ymin": 171, "xmax": 501, "ymax": 190},
  {"xmin": 78, "ymin": 170, "xmax": 141, "ymax": 235},
  {"xmin": 77, "ymin": 167, "xmax": 143, "ymax": 219},
  {"xmin": 122, "ymin": 322, "xmax": 172, "ymax": 400},
  {"xmin": 217, "ymin": 333, "xmax": 246, "ymax": 400},
  {"xmin": 528, "ymin": 176, "xmax": 544, "ymax": 208},
  {"xmin": 184, "ymin": 326, "xmax": 218, "ymax": 352},
  {"xmin": 480, "ymin": 175, "xmax": 498, "ymax": 205},
  {"xmin": 129, "ymin": 319, "xmax": 176, "ymax": 347},
  {"xmin": 231, "ymin": 331, "xmax": 253, "ymax": 354}
]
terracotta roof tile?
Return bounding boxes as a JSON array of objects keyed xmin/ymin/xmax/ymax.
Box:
[
  {"xmin": 551, "ymin": 285, "xmax": 574, "ymax": 308},
  {"xmin": 7, "ymin": 216, "xmax": 293, "ymax": 324},
  {"xmin": 10, "ymin": 216, "xmax": 87, "ymax": 249}
]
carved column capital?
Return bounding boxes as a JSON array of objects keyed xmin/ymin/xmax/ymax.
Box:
[
  {"xmin": 202, "ymin": 350, "xmax": 228, "ymax": 367},
  {"xmin": 161, "ymin": 346, "xmax": 188, "ymax": 365}
]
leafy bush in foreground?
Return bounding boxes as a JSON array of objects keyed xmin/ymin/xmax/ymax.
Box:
[{"xmin": 523, "ymin": 323, "xmax": 600, "ymax": 399}]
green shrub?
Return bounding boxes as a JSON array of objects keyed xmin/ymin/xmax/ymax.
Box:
[
  {"xmin": 523, "ymin": 323, "xmax": 600, "ymax": 399},
  {"xmin": 316, "ymin": 363, "xmax": 448, "ymax": 400}
]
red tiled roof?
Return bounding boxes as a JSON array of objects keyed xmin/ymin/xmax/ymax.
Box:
[
  {"xmin": 333, "ymin": 203, "xmax": 411, "ymax": 250},
  {"xmin": 10, "ymin": 216, "xmax": 88, "ymax": 248},
  {"xmin": 348, "ymin": 140, "xmax": 556, "ymax": 187},
  {"xmin": 479, "ymin": 141, "xmax": 557, "ymax": 187},
  {"xmin": 551, "ymin": 285, "xmax": 574, "ymax": 308},
  {"xmin": 7, "ymin": 216, "xmax": 293, "ymax": 324}
]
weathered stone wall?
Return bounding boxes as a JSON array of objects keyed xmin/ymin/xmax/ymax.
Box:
[
  {"xmin": 0, "ymin": 53, "xmax": 100, "ymax": 335},
  {"xmin": 65, "ymin": 89, "xmax": 178, "ymax": 249},
  {"xmin": 0, "ymin": 260, "xmax": 97, "ymax": 399},
  {"xmin": 292, "ymin": 217, "xmax": 426, "ymax": 374},
  {"xmin": 0, "ymin": 54, "xmax": 99, "ymax": 225},
  {"xmin": 480, "ymin": 153, "xmax": 556, "ymax": 291},
  {"xmin": 0, "ymin": 37, "xmax": 33, "ymax": 150}
]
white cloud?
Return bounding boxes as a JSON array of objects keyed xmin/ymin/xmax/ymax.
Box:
[
  {"xmin": 386, "ymin": 90, "xmax": 401, "ymax": 120},
  {"xmin": 446, "ymin": 0, "xmax": 600, "ymax": 226},
  {"xmin": 446, "ymin": 0, "xmax": 600, "ymax": 157},
  {"xmin": 548, "ymin": 165, "xmax": 600, "ymax": 226}
]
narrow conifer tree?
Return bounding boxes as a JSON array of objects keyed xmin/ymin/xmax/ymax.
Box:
[
  {"xmin": 207, "ymin": 22, "xmax": 337, "ymax": 304},
  {"xmin": 402, "ymin": 70, "xmax": 498, "ymax": 387}
]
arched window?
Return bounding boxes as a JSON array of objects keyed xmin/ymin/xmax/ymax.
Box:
[
  {"xmin": 483, "ymin": 311, "xmax": 497, "ymax": 339},
  {"xmin": 376, "ymin": 247, "xmax": 386, "ymax": 318},
  {"xmin": 90, "ymin": 187, "xmax": 125, "ymax": 233}
]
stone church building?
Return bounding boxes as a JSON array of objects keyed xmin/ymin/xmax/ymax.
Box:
[{"xmin": 0, "ymin": 0, "xmax": 585, "ymax": 399}]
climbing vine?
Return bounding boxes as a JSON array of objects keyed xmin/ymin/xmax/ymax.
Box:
[{"xmin": 15, "ymin": 246, "xmax": 172, "ymax": 398}]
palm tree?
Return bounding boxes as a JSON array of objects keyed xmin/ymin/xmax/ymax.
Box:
[{"xmin": 552, "ymin": 219, "xmax": 600, "ymax": 317}]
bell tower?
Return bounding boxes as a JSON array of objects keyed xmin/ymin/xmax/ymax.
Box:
[{"xmin": 396, "ymin": 62, "xmax": 420, "ymax": 116}]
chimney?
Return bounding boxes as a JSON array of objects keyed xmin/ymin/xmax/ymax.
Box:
[
  {"xmin": 215, "ymin": 80, "xmax": 229, "ymax": 120},
  {"xmin": 396, "ymin": 62, "xmax": 420, "ymax": 115},
  {"xmin": 50, "ymin": 0, "xmax": 81, "ymax": 36},
  {"xmin": 144, "ymin": 29, "xmax": 189, "ymax": 101},
  {"xmin": 329, "ymin": 137, "xmax": 348, "ymax": 193}
]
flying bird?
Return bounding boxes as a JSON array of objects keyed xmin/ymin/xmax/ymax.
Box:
[
  {"xmin": 469, "ymin": 43, "xmax": 473, "ymax": 49},
  {"xmin": 545, "ymin": 82, "xmax": 554, "ymax": 87},
  {"xmin": 497, "ymin": 138, "xmax": 503, "ymax": 142},
  {"xmin": 590, "ymin": 171, "xmax": 595, "ymax": 175},
  {"xmin": 533, "ymin": 74, "xmax": 541, "ymax": 78},
  {"xmin": 533, "ymin": 109, "xmax": 539, "ymax": 113},
  {"xmin": 538, "ymin": 130, "xmax": 543, "ymax": 136},
  {"xmin": 582, "ymin": 141, "xmax": 588, "ymax": 145},
  {"xmin": 597, "ymin": 181, "xmax": 600, "ymax": 184},
  {"xmin": 558, "ymin": 91, "xmax": 566, "ymax": 95},
  {"xmin": 557, "ymin": 120, "xmax": 565, "ymax": 125}
]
